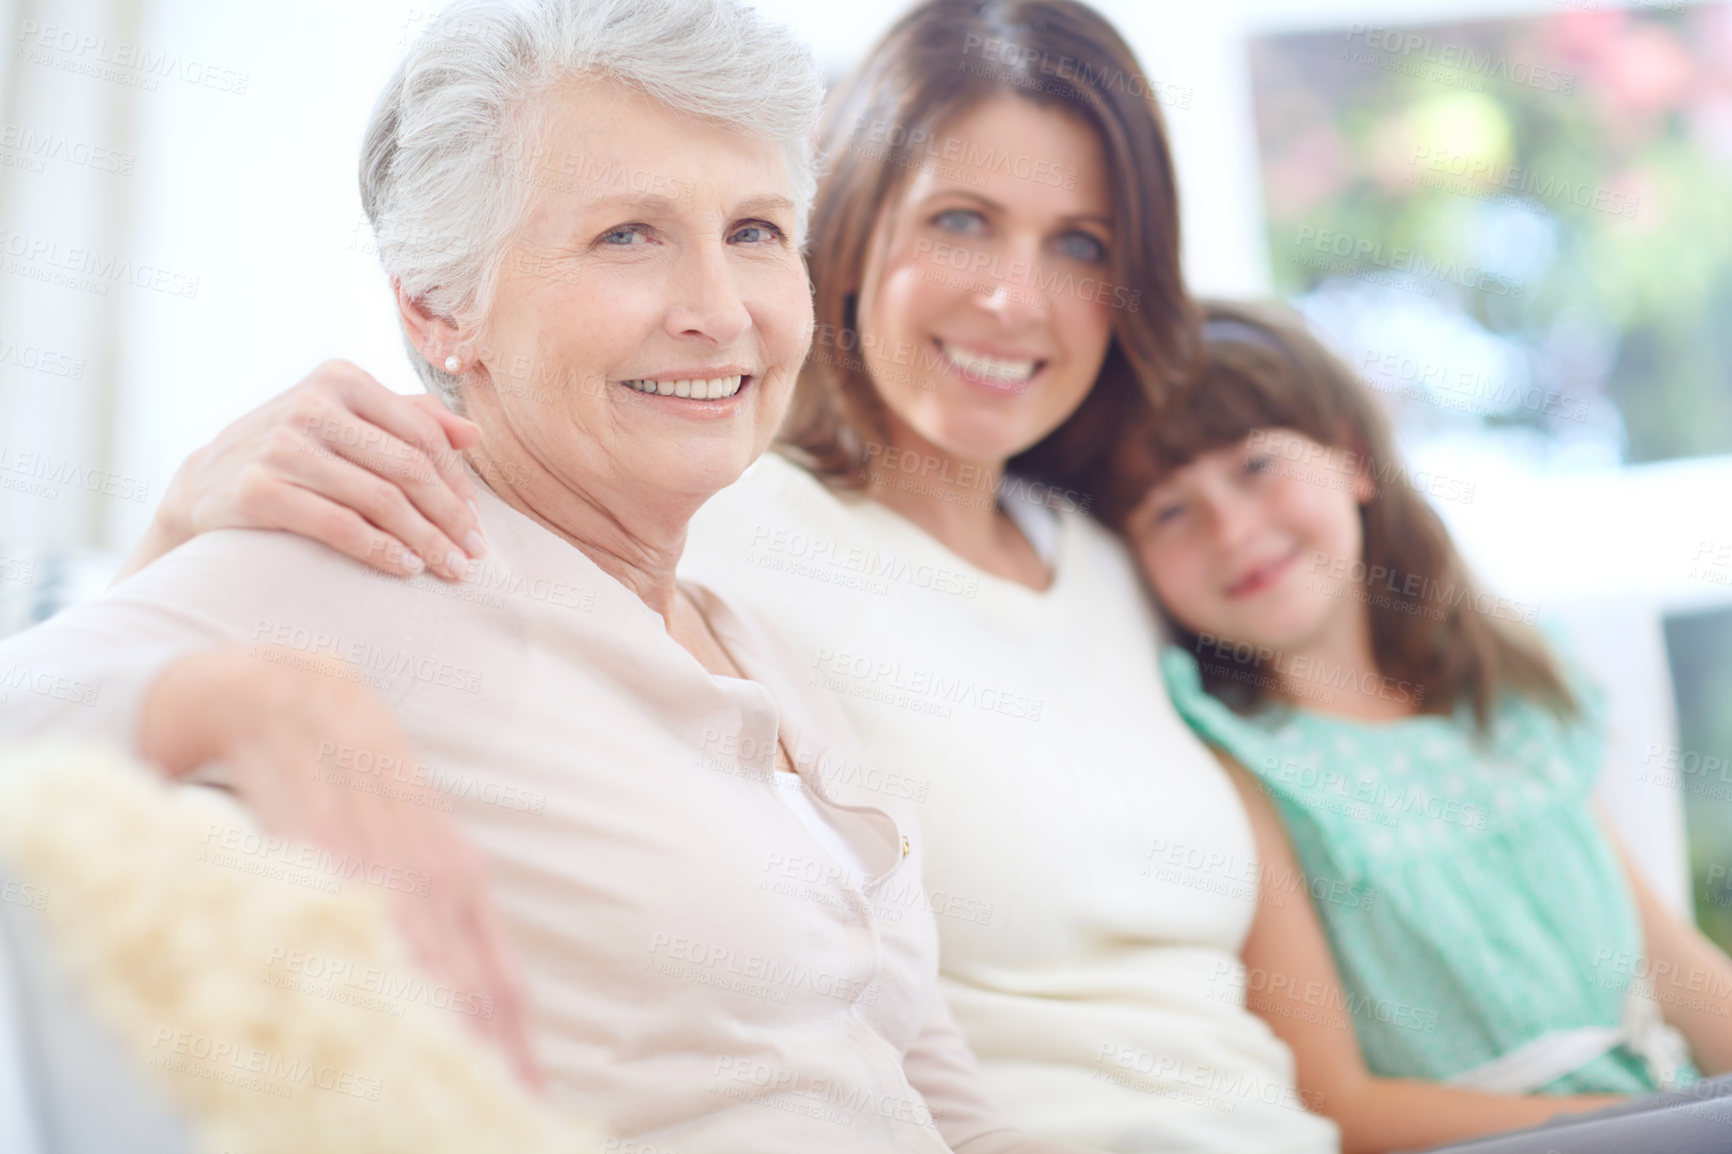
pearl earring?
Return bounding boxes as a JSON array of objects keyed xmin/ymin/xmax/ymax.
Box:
[{"xmin": 444, "ymin": 354, "xmax": 461, "ymax": 373}]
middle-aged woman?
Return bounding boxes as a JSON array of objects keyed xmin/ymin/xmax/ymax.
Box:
[
  {"xmin": 0, "ymin": 1, "xmax": 1096, "ymax": 1151},
  {"xmin": 106, "ymin": 2, "xmax": 1342, "ymax": 1151},
  {"xmin": 45, "ymin": 1, "xmax": 1712, "ymax": 1153}
]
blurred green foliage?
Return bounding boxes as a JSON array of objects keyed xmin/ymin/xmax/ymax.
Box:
[{"xmin": 1249, "ymin": 6, "xmax": 1732, "ymax": 462}]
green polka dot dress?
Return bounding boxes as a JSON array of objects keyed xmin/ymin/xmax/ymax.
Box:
[{"xmin": 1160, "ymin": 644, "xmax": 1697, "ymax": 1095}]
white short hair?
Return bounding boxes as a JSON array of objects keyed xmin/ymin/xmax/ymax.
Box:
[{"xmin": 360, "ymin": 0, "xmax": 825, "ymax": 403}]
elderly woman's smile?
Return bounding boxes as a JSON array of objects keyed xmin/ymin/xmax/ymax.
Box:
[
  {"xmin": 616, "ymin": 373, "xmax": 747, "ymax": 400},
  {"xmin": 449, "ymin": 78, "xmax": 813, "ymax": 520}
]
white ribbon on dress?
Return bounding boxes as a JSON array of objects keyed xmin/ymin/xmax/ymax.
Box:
[{"xmin": 1445, "ymin": 983, "xmax": 1691, "ymax": 1095}]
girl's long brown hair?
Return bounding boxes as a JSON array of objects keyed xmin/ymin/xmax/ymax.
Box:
[
  {"xmin": 1102, "ymin": 299, "xmax": 1577, "ymax": 730},
  {"xmin": 779, "ymin": 0, "xmax": 1199, "ymax": 493}
]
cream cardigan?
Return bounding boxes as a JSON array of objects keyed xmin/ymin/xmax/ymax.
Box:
[
  {"xmin": 0, "ymin": 479, "xmax": 1081, "ymax": 1153},
  {"xmin": 678, "ymin": 454, "xmax": 1340, "ymax": 1154}
]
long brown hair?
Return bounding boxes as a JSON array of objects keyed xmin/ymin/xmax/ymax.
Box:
[
  {"xmin": 779, "ymin": 0, "xmax": 1199, "ymax": 492},
  {"xmin": 1102, "ymin": 299, "xmax": 1577, "ymax": 730}
]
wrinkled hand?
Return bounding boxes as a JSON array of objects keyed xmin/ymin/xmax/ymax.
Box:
[
  {"xmin": 121, "ymin": 360, "xmax": 486, "ymax": 583},
  {"xmin": 141, "ymin": 647, "xmax": 541, "ymax": 1089}
]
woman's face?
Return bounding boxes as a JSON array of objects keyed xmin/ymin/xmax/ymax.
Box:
[
  {"xmin": 1125, "ymin": 430, "xmax": 1374, "ymax": 651},
  {"xmin": 468, "ymin": 78, "xmax": 812, "ymax": 512},
  {"xmin": 854, "ymin": 95, "xmax": 1115, "ymax": 467}
]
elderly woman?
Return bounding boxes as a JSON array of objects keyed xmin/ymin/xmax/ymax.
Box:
[{"xmin": 0, "ymin": 1, "xmax": 1092, "ymax": 1150}]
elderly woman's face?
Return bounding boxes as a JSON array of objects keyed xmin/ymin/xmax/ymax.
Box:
[{"xmin": 471, "ymin": 79, "xmax": 812, "ymax": 508}]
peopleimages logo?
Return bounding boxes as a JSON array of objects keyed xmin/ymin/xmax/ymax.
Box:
[
  {"xmin": 1359, "ymin": 347, "xmax": 1591, "ymax": 424},
  {"xmin": 1214, "ymin": 962, "xmax": 1443, "ymax": 1034},
  {"xmin": 16, "ymin": 22, "xmax": 250, "ymax": 95},
  {"xmin": 1292, "ymin": 226, "xmax": 1525, "ymax": 300},
  {"xmin": 1247, "ymin": 428, "xmax": 1479, "ymax": 505},
  {"xmin": 911, "ymin": 238, "xmax": 1141, "ymax": 311},
  {"xmin": 1194, "ymin": 631, "xmax": 1428, "ymax": 708},
  {"xmin": 1259, "ymin": 755, "xmax": 1487, "ymax": 832},
  {"xmin": 1308, "ymin": 553, "xmax": 1538, "ymax": 626},
  {"xmin": 146, "ymin": 1028, "xmax": 383, "ymax": 1101},
  {"xmin": 959, "ymin": 35, "xmax": 1194, "ymax": 110},
  {"xmin": 810, "ymin": 648, "xmax": 1045, "ymax": 722},
  {"xmin": 1407, "ymin": 147, "xmax": 1640, "ymax": 220},
  {"xmin": 0, "ymin": 228, "xmax": 199, "ymax": 299},
  {"xmin": 851, "ymin": 118, "xmax": 1079, "ymax": 189},
  {"xmin": 0, "ymin": 123, "xmax": 135, "ymax": 175},
  {"xmin": 746, "ymin": 525, "xmax": 979, "ymax": 600},
  {"xmin": 1340, "ymin": 25, "xmax": 1577, "ymax": 95},
  {"xmin": 249, "ymin": 618, "xmax": 484, "ymax": 694},
  {"xmin": 263, "ymin": 946, "xmax": 496, "ymax": 1020},
  {"xmin": 0, "ymin": 443, "xmax": 151, "ymax": 504},
  {"xmin": 0, "ymin": 334, "xmax": 85, "ymax": 379}
]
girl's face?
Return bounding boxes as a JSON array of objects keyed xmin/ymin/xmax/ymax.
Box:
[
  {"xmin": 853, "ymin": 95, "xmax": 1116, "ymax": 467},
  {"xmin": 1125, "ymin": 429, "xmax": 1375, "ymax": 652}
]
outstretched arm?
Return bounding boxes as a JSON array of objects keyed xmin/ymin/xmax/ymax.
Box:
[
  {"xmin": 1220, "ymin": 752, "xmax": 1623, "ymax": 1154},
  {"xmin": 0, "ymin": 582, "xmax": 538, "ymax": 1090},
  {"xmin": 1605, "ymin": 815, "xmax": 1732, "ymax": 1075},
  {"xmin": 115, "ymin": 360, "xmax": 485, "ymax": 583}
]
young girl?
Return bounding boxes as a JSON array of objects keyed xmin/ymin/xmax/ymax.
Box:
[{"xmin": 1102, "ymin": 300, "xmax": 1732, "ymax": 1151}]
